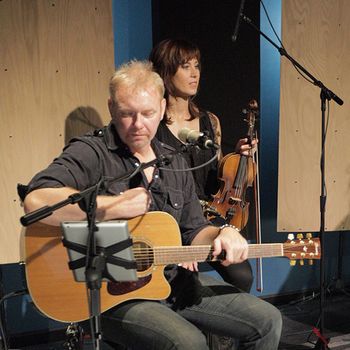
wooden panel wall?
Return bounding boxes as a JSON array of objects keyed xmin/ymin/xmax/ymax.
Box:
[
  {"xmin": 278, "ymin": 0, "xmax": 350, "ymax": 232},
  {"xmin": 0, "ymin": 0, "xmax": 114, "ymax": 263}
]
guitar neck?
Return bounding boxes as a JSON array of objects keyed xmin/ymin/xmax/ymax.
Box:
[{"xmin": 151, "ymin": 243, "xmax": 283, "ymax": 265}]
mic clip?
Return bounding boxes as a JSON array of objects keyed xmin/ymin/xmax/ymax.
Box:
[
  {"xmin": 156, "ymin": 154, "xmax": 173, "ymax": 167},
  {"xmin": 196, "ymin": 131, "xmax": 220, "ymax": 150}
]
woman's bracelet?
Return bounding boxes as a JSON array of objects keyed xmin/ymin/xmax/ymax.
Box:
[{"xmin": 219, "ymin": 223, "xmax": 240, "ymax": 233}]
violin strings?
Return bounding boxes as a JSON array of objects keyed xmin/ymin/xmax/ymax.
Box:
[{"xmin": 232, "ymin": 156, "xmax": 248, "ymax": 199}]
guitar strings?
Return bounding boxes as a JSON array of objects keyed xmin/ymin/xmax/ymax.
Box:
[{"xmin": 129, "ymin": 242, "xmax": 319, "ymax": 263}]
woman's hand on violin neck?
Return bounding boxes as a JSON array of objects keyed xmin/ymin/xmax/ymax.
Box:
[
  {"xmin": 212, "ymin": 227, "xmax": 249, "ymax": 266},
  {"xmin": 234, "ymin": 138, "xmax": 258, "ymax": 156}
]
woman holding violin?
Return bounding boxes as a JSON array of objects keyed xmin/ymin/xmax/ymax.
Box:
[{"xmin": 150, "ymin": 38, "xmax": 256, "ymax": 293}]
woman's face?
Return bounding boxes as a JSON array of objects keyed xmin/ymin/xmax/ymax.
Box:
[{"xmin": 171, "ymin": 58, "xmax": 200, "ymax": 98}]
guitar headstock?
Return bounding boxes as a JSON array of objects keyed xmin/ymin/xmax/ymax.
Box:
[{"xmin": 283, "ymin": 233, "xmax": 321, "ymax": 266}]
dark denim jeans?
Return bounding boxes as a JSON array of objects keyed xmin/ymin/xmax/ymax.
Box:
[{"xmin": 101, "ymin": 272, "xmax": 282, "ymax": 350}]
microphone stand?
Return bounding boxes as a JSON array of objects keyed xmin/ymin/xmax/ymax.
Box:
[
  {"xmin": 20, "ymin": 153, "xmax": 173, "ymax": 350},
  {"xmin": 239, "ymin": 13, "xmax": 344, "ymax": 350}
]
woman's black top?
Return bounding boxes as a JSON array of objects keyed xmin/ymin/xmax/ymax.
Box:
[{"xmin": 156, "ymin": 110, "xmax": 219, "ymax": 201}]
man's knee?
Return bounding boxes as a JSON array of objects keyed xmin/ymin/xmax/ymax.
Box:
[
  {"xmin": 169, "ymin": 329, "xmax": 208, "ymax": 350},
  {"xmin": 262, "ymin": 303, "xmax": 283, "ymax": 337}
]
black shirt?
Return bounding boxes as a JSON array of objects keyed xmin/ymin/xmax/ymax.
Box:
[
  {"xmin": 155, "ymin": 111, "xmax": 219, "ymax": 201},
  {"xmin": 26, "ymin": 122, "xmax": 209, "ymax": 246}
]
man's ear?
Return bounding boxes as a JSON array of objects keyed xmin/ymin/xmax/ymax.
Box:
[
  {"xmin": 160, "ymin": 98, "xmax": 166, "ymax": 121},
  {"xmin": 108, "ymin": 98, "xmax": 114, "ymax": 115}
]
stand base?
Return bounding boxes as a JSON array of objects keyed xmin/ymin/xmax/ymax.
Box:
[
  {"xmin": 311, "ymin": 327, "xmax": 330, "ymax": 350},
  {"xmin": 312, "ymin": 339, "xmax": 330, "ymax": 350}
]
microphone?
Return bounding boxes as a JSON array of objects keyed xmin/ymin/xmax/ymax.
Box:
[
  {"xmin": 178, "ymin": 128, "xmax": 219, "ymax": 150},
  {"xmin": 232, "ymin": 0, "xmax": 246, "ymax": 42}
]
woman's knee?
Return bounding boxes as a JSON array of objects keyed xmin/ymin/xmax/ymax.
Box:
[{"xmin": 213, "ymin": 261, "xmax": 254, "ymax": 292}]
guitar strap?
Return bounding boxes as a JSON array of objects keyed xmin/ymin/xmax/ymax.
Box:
[{"xmin": 62, "ymin": 237, "xmax": 137, "ymax": 272}]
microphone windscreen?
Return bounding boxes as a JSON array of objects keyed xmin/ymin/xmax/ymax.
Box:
[
  {"xmin": 178, "ymin": 128, "xmax": 202, "ymax": 143},
  {"xmin": 178, "ymin": 128, "xmax": 191, "ymax": 143}
]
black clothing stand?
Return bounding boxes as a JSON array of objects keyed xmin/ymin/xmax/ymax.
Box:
[
  {"xmin": 327, "ymin": 231, "xmax": 350, "ymax": 296},
  {"xmin": 239, "ymin": 12, "xmax": 343, "ymax": 350},
  {"xmin": 20, "ymin": 154, "xmax": 173, "ymax": 350},
  {"xmin": 0, "ymin": 289, "xmax": 28, "ymax": 350},
  {"xmin": 0, "ymin": 262, "xmax": 28, "ymax": 350},
  {"xmin": 333, "ymin": 232, "xmax": 350, "ymax": 295}
]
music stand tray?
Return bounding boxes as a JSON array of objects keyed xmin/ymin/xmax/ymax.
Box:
[{"xmin": 61, "ymin": 220, "xmax": 137, "ymax": 282}]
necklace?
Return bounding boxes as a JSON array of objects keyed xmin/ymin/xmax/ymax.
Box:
[{"xmin": 166, "ymin": 111, "xmax": 191, "ymax": 122}]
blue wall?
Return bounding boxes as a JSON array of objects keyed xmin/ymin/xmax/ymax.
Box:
[{"xmin": 112, "ymin": 0, "xmax": 152, "ymax": 67}]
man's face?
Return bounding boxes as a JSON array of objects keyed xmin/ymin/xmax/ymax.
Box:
[{"xmin": 109, "ymin": 85, "xmax": 166, "ymax": 153}]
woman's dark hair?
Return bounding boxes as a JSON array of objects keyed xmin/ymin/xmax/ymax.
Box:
[{"xmin": 149, "ymin": 38, "xmax": 201, "ymax": 123}]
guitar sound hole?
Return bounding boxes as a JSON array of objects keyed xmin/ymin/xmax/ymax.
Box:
[{"xmin": 133, "ymin": 241, "xmax": 154, "ymax": 272}]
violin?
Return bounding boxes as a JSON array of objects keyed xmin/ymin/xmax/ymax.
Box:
[{"xmin": 205, "ymin": 100, "xmax": 259, "ymax": 230}]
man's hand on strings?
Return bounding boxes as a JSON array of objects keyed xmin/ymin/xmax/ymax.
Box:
[{"xmin": 212, "ymin": 226, "xmax": 248, "ymax": 266}]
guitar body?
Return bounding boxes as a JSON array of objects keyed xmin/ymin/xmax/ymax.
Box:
[{"xmin": 23, "ymin": 211, "xmax": 181, "ymax": 323}]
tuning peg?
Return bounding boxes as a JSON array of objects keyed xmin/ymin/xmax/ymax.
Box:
[
  {"xmin": 297, "ymin": 233, "xmax": 304, "ymax": 240},
  {"xmin": 299, "ymin": 259, "xmax": 304, "ymax": 266},
  {"xmin": 288, "ymin": 233, "xmax": 295, "ymax": 241},
  {"xmin": 290, "ymin": 259, "xmax": 296, "ymax": 266},
  {"xmin": 306, "ymin": 232, "xmax": 312, "ymax": 239},
  {"xmin": 308, "ymin": 260, "xmax": 314, "ymax": 266}
]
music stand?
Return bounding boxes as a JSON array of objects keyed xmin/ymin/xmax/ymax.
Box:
[{"xmin": 61, "ymin": 219, "xmax": 137, "ymax": 350}]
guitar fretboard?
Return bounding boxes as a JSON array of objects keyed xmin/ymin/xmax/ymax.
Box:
[{"xmin": 133, "ymin": 243, "xmax": 284, "ymax": 265}]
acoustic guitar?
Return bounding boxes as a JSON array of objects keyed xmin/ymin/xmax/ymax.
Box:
[{"xmin": 22, "ymin": 211, "xmax": 320, "ymax": 323}]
